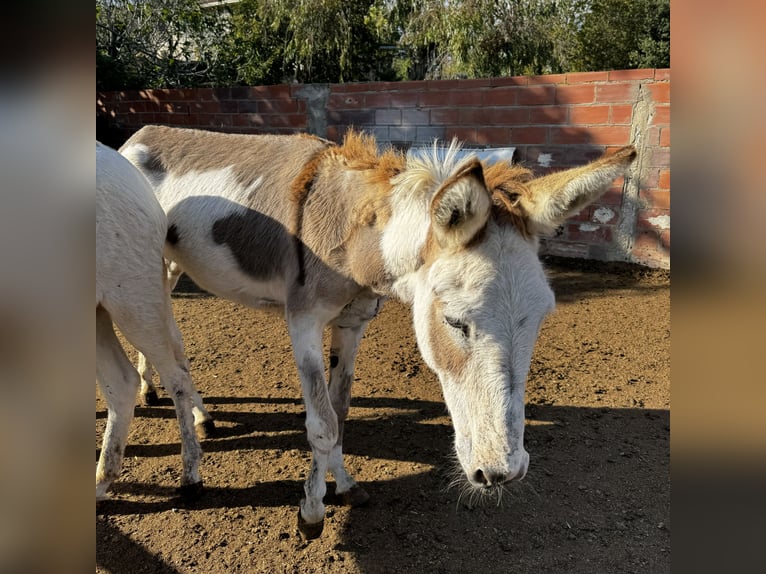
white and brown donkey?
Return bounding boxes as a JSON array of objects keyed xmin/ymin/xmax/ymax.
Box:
[{"xmin": 120, "ymin": 126, "xmax": 635, "ymax": 538}]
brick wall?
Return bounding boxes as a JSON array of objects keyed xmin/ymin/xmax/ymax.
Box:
[{"xmin": 97, "ymin": 68, "xmax": 670, "ymax": 268}]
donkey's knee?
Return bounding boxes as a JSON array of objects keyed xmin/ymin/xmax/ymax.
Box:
[{"xmin": 305, "ymin": 414, "xmax": 338, "ymax": 453}]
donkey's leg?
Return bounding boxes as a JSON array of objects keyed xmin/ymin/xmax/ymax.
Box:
[
  {"xmin": 287, "ymin": 312, "xmax": 337, "ymax": 539},
  {"xmin": 96, "ymin": 306, "xmax": 141, "ymax": 500},
  {"xmin": 138, "ymin": 260, "xmax": 181, "ymax": 404},
  {"xmin": 327, "ymin": 323, "xmax": 371, "ymax": 507},
  {"xmin": 137, "ymin": 262, "xmax": 214, "ymax": 438},
  {"xmin": 112, "ymin": 290, "xmax": 203, "ymax": 499}
]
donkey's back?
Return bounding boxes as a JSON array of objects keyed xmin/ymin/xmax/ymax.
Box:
[{"xmin": 120, "ymin": 126, "xmax": 337, "ymax": 308}]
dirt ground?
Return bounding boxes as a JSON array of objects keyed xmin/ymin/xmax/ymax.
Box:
[{"xmin": 96, "ymin": 256, "xmax": 670, "ymax": 574}]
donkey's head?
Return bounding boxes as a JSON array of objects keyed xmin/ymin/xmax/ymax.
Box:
[{"xmin": 385, "ymin": 145, "xmax": 637, "ymax": 491}]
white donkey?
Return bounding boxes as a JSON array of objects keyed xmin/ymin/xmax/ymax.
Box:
[
  {"xmin": 120, "ymin": 126, "xmax": 635, "ymax": 538},
  {"xmin": 96, "ymin": 142, "xmax": 203, "ymax": 501}
]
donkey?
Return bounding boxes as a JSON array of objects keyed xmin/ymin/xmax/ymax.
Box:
[
  {"xmin": 96, "ymin": 141, "xmax": 203, "ymax": 501},
  {"xmin": 120, "ymin": 125, "xmax": 636, "ymax": 538}
]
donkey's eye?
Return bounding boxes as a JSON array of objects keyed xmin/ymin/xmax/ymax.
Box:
[{"xmin": 445, "ymin": 316, "xmax": 470, "ymax": 337}]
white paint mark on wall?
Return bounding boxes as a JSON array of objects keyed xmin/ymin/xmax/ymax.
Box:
[
  {"xmin": 537, "ymin": 153, "xmax": 553, "ymax": 168},
  {"xmin": 579, "ymin": 223, "xmax": 600, "ymax": 232},
  {"xmin": 593, "ymin": 207, "xmax": 615, "ymax": 224},
  {"xmin": 648, "ymin": 215, "xmax": 670, "ymax": 230}
]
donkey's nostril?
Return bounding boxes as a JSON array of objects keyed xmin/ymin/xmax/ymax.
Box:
[
  {"xmin": 472, "ymin": 469, "xmax": 488, "ymax": 486},
  {"xmin": 473, "ymin": 469, "xmax": 508, "ymax": 487}
]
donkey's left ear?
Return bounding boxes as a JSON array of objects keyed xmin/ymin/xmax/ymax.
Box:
[
  {"xmin": 523, "ymin": 146, "xmax": 637, "ymax": 234},
  {"xmin": 430, "ymin": 158, "xmax": 492, "ymax": 250}
]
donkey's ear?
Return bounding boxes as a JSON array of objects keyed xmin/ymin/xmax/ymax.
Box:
[
  {"xmin": 522, "ymin": 146, "xmax": 637, "ymax": 234},
  {"xmin": 430, "ymin": 158, "xmax": 491, "ymax": 250}
]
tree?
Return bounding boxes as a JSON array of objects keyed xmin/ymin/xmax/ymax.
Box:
[
  {"xmin": 577, "ymin": 0, "xmax": 669, "ymax": 71},
  {"xmin": 96, "ymin": 0, "xmax": 230, "ymax": 89}
]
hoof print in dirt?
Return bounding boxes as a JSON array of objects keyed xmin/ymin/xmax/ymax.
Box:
[
  {"xmin": 196, "ymin": 419, "xmax": 216, "ymax": 439},
  {"xmin": 142, "ymin": 390, "xmax": 160, "ymax": 406},
  {"xmin": 340, "ymin": 485, "xmax": 370, "ymax": 507},
  {"xmin": 177, "ymin": 480, "xmax": 204, "ymax": 502},
  {"xmin": 297, "ymin": 509, "xmax": 324, "ymax": 540}
]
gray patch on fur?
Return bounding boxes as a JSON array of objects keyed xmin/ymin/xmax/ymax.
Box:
[{"xmin": 211, "ymin": 211, "xmax": 292, "ymax": 280}]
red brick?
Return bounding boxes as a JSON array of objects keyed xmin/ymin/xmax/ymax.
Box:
[
  {"xmin": 332, "ymin": 82, "xmax": 376, "ymax": 93},
  {"xmin": 632, "ymin": 229, "xmax": 660, "ymax": 254},
  {"xmin": 646, "ymin": 82, "xmax": 670, "ymax": 103},
  {"xmin": 658, "ymin": 169, "xmax": 670, "ymax": 190},
  {"xmin": 445, "ymin": 126, "xmax": 477, "ymax": 143},
  {"xmin": 249, "ymin": 85, "xmax": 291, "ymax": 99},
  {"xmin": 551, "ymin": 126, "xmax": 631, "ymax": 145},
  {"xmin": 649, "ymin": 147, "xmax": 670, "ymax": 168},
  {"xmin": 655, "ymin": 69, "xmax": 671, "ymax": 81},
  {"xmin": 660, "ymin": 126, "xmax": 671, "ymax": 147},
  {"xmin": 487, "ymin": 107, "xmax": 531, "ymax": 125},
  {"xmin": 474, "ymin": 127, "xmax": 512, "ymax": 145},
  {"xmin": 190, "ymin": 101, "xmax": 222, "ymax": 114},
  {"xmin": 418, "ymin": 91, "xmax": 450, "ymax": 107},
  {"xmin": 660, "ymin": 229, "xmax": 670, "ymax": 251},
  {"xmin": 265, "ymin": 114, "xmax": 307, "ymax": 128},
  {"xmin": 596, "ymin": 83, "xmax": 639, "ymax": 103},
  {"xmin": 600, "ymin": 189, "xmax": 625, "ymax": 206},
  {"xmin": 394, "ymin": 80, "xmax": 428, "ymax": 91},
  {"xmin": 637, "ymin": 208, "xmax": 670, "ymax": 230},
  {"xmin": 642, "ymin": 189, "xmax": 670, "ymax": 210},
  {"xmin": 482, "ymin": 86, "xmax": 518, "ymax": 106},
  {"xmin": 610, "ymin": 104, "xmax": 634, "ymax": 124},
  {"xmin": 491, "ymin": 75, "xmax": 529, "ymax": 87},
  {"xmin": 638, "ymin": 127, "xmax": 658, "ymax": 147},
  {"xmin": 389, "ymin": 91, "xmax": 421, "ymax": 107},
  {"xmin": 608, "ymin": 69, "xmax": 655, "ymax": 81},
  {"xmin": 363, "ymin": 92, "xmax": 391, "ymax": 108},
  {"xmin": 556, "ymin": 84, "xmax": 595, "ymax": 104},
  {"xmin": 511, "ymin": 127, "xmax": 547, "ymax": 144},
  {"xmin": 202, "ymin": 114, "xmax": 233, "ymax": 128},
  {"xmin": 259, "ymin": 99, "xmax": 300, "ymax": 113},
  {"xmin": 430, "ymin": 108, "xmax": 459, "ymax": 125},
  {"xmin": 328, "ymin": 93, "xmax": 364, "ymax": 108},
  {"xmin": 652, "ymin": 105, "xmax": 671, "ymax": 125},
  {"xmin": 565, "ymin": 71, "xmax": 609, "ymax": 84},
  {"xmin": 458, "ymin": 78, "xmax": 495, "ymax": 90},
  {"xmin": 528, "ymin": 74, "xmax": 566, "ymax": 85},
  {"xmin": 517, "ymin": 85, "xmax": 556, "ymax": 105},
  {"xmin": 231, "ymin": 113, "xmax": 264, "ymax": 127},
  {"xmin": 529, "ymin": 106, "xmax": 569, "ymax": 124},
  {"xmin": 449, "ymin": 90, "xmax": 483, "ymax": 106},
  {"xmin": 569, "ymin": 105, "xmax": 610, "ymax": 125},
  {"xmin": 457, "ymin": 108, "xmax": 488, "ymax": 125}
]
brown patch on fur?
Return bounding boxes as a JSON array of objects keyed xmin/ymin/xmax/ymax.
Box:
[
  {"xmin": 290, "ymin": 149, "xmax": 333, "ymax": 285},
  {"xmin": 482, "ymin": 162, "xmax": 536, "ymax": 239},
  {"xmin": 333, "ymin": 130, "xmax": 404, "ymax": 229},
  {"xmin": 429, "ymin": 300, "xmax": 469, "ymax": 376}
]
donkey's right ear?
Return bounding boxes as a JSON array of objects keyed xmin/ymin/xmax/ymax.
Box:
[{"xmin": 430, "ymin": 158, "xmax": 491, "ymax": 251}]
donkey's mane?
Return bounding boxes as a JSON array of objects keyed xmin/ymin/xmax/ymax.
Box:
[{"xmin": 482, "ymin": 161, "xmax": 536, "ymax": 239}]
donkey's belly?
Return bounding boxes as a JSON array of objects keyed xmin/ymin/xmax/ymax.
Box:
[{"xmin": 166, "ymin": 238, "xmax": 289, "ymax": 311}]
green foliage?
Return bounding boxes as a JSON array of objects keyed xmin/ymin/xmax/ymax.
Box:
[
  {"xmin": 96, "ymin": 0, "xmax": 669, "ymax": 89},
  {"xmin": 577, "ymin": 0, "xmax": 670, "ymax": 71}
]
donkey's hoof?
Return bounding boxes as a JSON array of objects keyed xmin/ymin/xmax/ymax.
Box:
[
  {"xmin": 340, "ymin": 485, "xmax": 370, "ymax": 507},
  {"xmin": 143, "ymin": 390, "xmax": 160, "ymax": 406},
  {"xmin": 177, "ymin": 480, "xmax": 204, "ymax": 502},
  {"xmin": 297, "ymin": 509, "xmax": 324, "ymax": 540},
  {"xmin": 196, "ymin": 419, "xmax": 216, "ymax": 439}
]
